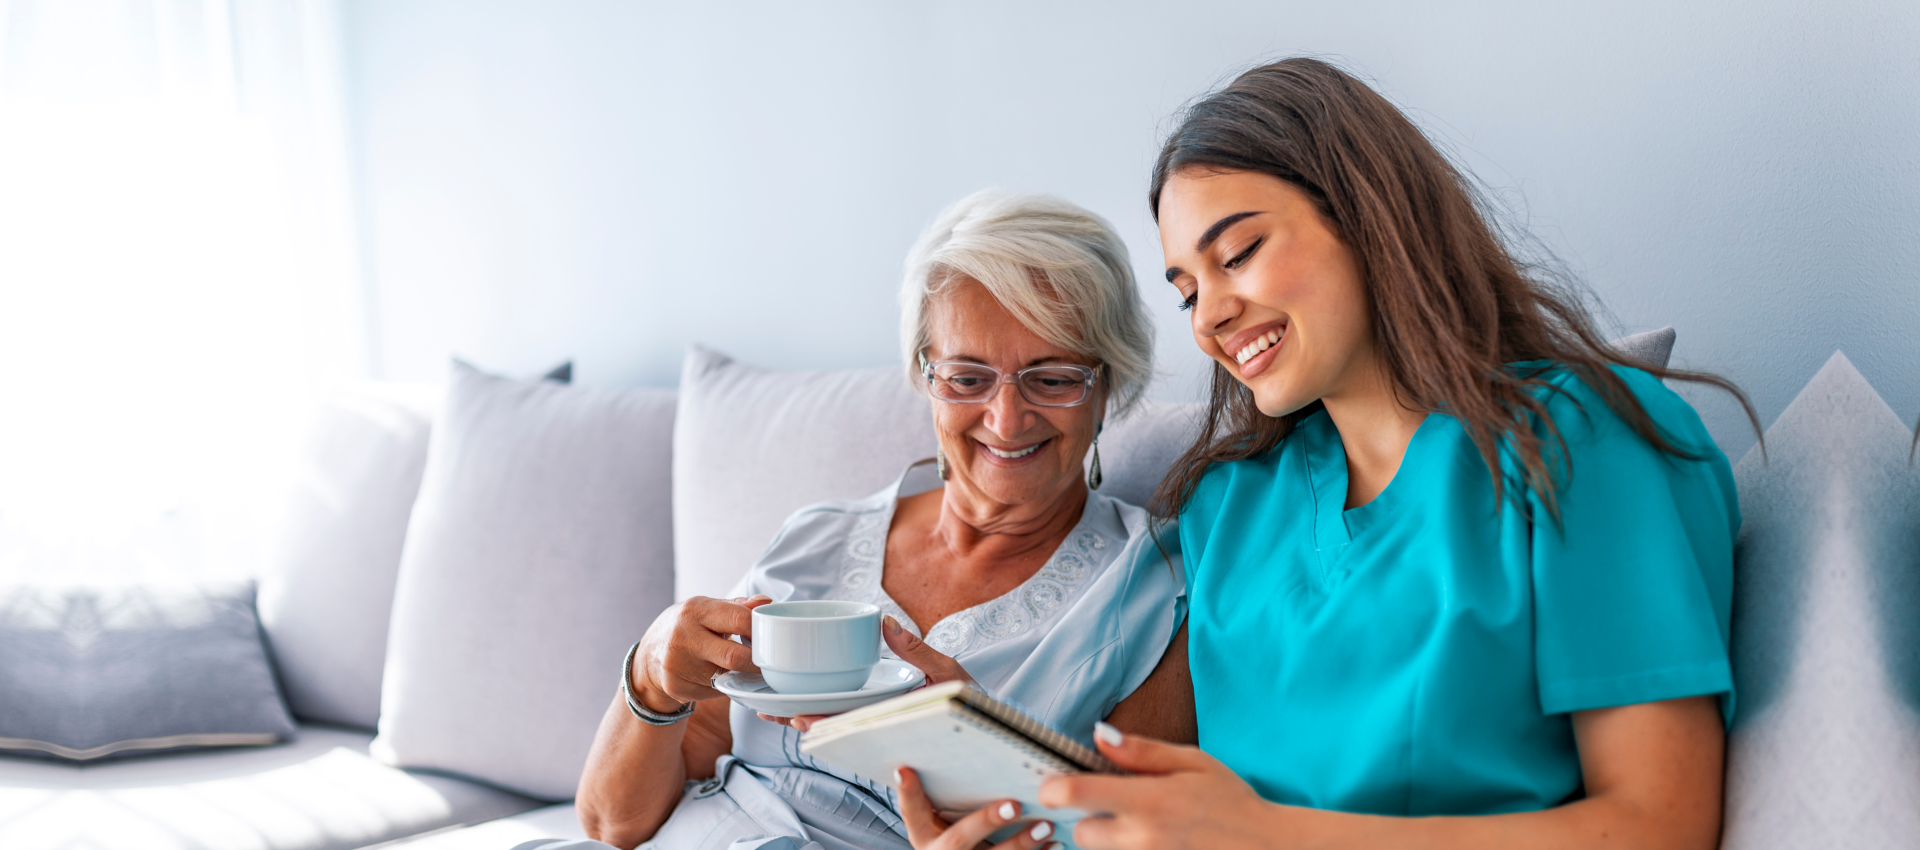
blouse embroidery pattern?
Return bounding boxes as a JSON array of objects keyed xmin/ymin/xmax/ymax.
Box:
[{"xmin": 827, "ymin": 501, "xmax": 1111, "ymax": 659}]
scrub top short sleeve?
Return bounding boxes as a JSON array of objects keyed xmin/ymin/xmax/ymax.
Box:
[
  {"xmin": 1525, "ymin": 366, "xmax": 1739, "ymax": 721},
  {"xmin": 1180, "ymin": 362, "xmax": 1739, "ymax": 816}
]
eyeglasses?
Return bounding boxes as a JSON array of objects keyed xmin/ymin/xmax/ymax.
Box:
[{"xmin": 919, "ymin": 355, "xmax": 1100, "ymax": 407}]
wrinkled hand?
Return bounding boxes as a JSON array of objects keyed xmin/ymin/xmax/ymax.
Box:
[
  {"xmin": 896, "ymin": 766, "xmax": 1060, "ymax": 850},
  {"xmin": 632, "ymin": 594, "xmax": 771, "ymax": 713},
  {"xmin": 1038, "ymin": 723, "xmax": 1280, "ymax": 850},
  {"xmin": 760, "ymin": 614, "xmax": 974, "ymax": 732}
]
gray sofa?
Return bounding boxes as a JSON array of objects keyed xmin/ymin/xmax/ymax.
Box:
[{"xmin": 2, "ymin": 334, "xmax": 1913, "ymax": 850}]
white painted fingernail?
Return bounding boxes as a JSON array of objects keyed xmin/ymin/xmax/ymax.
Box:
[
  {"xmin": 1094, "ymin": 721, "xmax": 1123, "ymax": 747},
  {"xmin": 1029, "ymin": 822, "xmax": 1053, "ymax": 840},
  {"xmin": 998, "ymin": 802, "xmax": 1017, "ymax": 820},
  {"xmin": 894, "ymin": 767, "xmax": 905, "ymax": 784}
]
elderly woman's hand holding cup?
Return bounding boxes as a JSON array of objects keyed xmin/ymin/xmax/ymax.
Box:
[
  {"xmin": 627, "ymin": 594, "xmax": 775, "ymax": 716},
  {"xmin": 633, "ymin": 593, "xmax": 973, "ymax": 729}
]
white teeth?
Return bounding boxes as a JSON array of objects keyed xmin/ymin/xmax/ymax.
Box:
[
  {"xmin": 987, "ymin": 443, "xmax": 1041, "ymax": 459},
  {"xmin": 1233, "ymin": 328, "xmax": 1284, "ymax": 365}
]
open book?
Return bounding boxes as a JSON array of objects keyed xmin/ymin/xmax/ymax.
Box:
[{"xmin": 799, "ymin": 680, "xmax": 1116, "ymax": 847}]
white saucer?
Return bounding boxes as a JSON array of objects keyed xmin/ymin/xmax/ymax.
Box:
[{"xmin": 715, "ymin": 658, "xmax": 926, "ymax": 717}]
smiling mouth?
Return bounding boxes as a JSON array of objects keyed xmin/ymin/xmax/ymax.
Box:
[
  {"xmin": 983, "ymin": 440, "xmax": 1045, "ymax": 459},
  {"xmin": 1234, "ymin": 327, "xmax": 1284, "ymax": 365}
]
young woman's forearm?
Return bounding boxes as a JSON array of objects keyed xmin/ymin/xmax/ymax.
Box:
[
  {"xmin": 1050, "ymin": 698, "xmax": 1721, "ymax": 850},
  {"xmin": 575, "ymin": 694, "xmax": 733, "ymax": 847},
  {"xmin": 1249, "ymin": 699, "xmax": 1725, "ymax": 850},
  {"xmin": 1283, "ymin": 791, "xmax": 1720, "ymax": 850}
]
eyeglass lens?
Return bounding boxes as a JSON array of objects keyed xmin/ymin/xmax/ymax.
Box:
[{"xmin": 928, "ymin": 364, "xmax": 1092, "ymax": 405}]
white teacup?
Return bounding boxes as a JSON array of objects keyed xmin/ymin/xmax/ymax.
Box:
[{"xmin": 750, "ymin": 600, "xmax": 882, "ymax": 694}]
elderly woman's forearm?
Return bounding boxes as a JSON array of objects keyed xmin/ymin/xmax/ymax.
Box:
[{"xmin": 575, "ymin": 693, "xmax": 698, "ymax": 847}]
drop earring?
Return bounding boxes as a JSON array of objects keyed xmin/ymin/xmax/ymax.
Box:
[
  {"xmin": 936, "ymin": 446, "xmax": 950, "ymax": 481},
  {"xmin": 1088, "ymin": 436, "xmax": 1103, "ymax": 491}
]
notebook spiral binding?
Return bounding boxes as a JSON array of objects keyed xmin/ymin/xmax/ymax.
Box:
[{"xmin": 955, "ymin": 683, "xmax": 1120, "ymax": 774}]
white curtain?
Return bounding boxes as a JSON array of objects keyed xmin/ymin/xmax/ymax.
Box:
[{"xmin": 0, "ymin": 0, "xmax": 366, "ymax": 582}]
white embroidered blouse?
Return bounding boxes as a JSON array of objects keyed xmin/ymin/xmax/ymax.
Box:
[{"xmin": 701, "ymin": 459, "xmax": 1186, "ymax": 850}]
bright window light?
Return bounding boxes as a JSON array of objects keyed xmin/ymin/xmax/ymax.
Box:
[{"xmin": 0, "ymin": 0, "xmax": 365, "ymax": 583}]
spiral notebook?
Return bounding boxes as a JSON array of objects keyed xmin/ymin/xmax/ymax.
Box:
[{"xmin": 799, "ymin": 680, "xmax": 1116, "ymax": 845}]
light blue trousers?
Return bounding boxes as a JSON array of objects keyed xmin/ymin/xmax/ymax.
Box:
[{"xmin": 516, "ymin": 757, "xmax": 829, "ymax": 850}]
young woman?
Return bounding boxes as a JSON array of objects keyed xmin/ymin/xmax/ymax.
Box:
[{"xmin": 1030, "ymin": 59, "xmax": 1758, "ymax": 849}]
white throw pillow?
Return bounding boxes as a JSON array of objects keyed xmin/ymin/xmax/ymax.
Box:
[
  {"xmin": 672, "ymin": 346, "xmax": 935, "ymax": 602},
  {"xmin": 1721, "ymin": 353, "xmax": 1920, "ymax": 845},
  {"xmin": 257, "ymin": 382, "xmax": 440, "ymax": 730},
  {"xmin": 371, "ymin": 362, "xmax": 676, "ymax": 801},
  {"xmin": 671, "ymin": 346, "xmax": 1204, "ymax": 602}
]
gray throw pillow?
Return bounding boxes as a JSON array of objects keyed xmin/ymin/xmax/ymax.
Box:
[{"xmin": 0, "ymin": 581, "xmax": 295, "ymax": 761}]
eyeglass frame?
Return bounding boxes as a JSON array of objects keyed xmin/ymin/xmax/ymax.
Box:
[{"xmin": 918, "ymin": 353, "xmax": 1103, "ymax": 408}]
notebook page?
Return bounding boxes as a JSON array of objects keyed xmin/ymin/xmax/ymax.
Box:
[{"xmin": 801, "ymin": 701, "xmax": 1095, "ymax": 847}]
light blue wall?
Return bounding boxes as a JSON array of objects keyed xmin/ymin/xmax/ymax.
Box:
[{"xmin": 342, "ymin": 0, "xmax": 1920, "ymax": 459}]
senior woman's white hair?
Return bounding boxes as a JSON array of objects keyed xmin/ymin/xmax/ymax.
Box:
[{"xmin": 899, "ymin": 189, "xmax": 1154, "ymax": 418}]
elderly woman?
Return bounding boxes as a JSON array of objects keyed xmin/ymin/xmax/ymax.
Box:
[{"xmin": 569, "ymin": 190, "xmax": 1192, "ymax": 850}]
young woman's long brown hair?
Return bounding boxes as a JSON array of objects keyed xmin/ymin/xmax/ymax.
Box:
[{"xmin": 1149, "ymin": 58, "xmax": 1761, "ymax": 520}]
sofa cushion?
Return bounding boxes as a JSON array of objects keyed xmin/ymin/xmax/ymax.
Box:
[
  {"xmin": 377, "ymin": 803, "xmax": 586, "ymax": 849},
  {"xmin": 260, "ymin": 364, "xmax": 569, "ymax": 732},
  {"xmin": 0, "ymin": 582, "xmax": 296, "ymax": 762},
  {"xmin": 0, "ymin": 724, "xmax": 540, "ymax": 850},
  {"xmin": 671, "ymin": 346, "xmax": 937, "ymax": 602},
  {"xmin": 372, "ymin": 362, "xmax": 677, "ymax": 802},
  {"xmin": 1093, "ymin": 400, "xmax": 1203, "ymax": 513},
  {"xmin": 1610, "ymin": 326, "xmax": 1676, "ymax": 369},
  {"xmin": 672, "ymin": 346, "xmax": 1205, "ymax": 603},
  {"xmin": 1721, "ymin": 352, "xmax": 1920, "ymax": 845},
  {"xmin": 258, "ymin": 382, "xmax": 440, "ymax": 731}
]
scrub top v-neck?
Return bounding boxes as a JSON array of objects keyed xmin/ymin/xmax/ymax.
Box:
[{"xmin": 1181, "ymin": 363, "xmax": 1738, "ymax": 816}]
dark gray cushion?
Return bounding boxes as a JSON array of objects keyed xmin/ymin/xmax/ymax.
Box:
[{"xmin": 0, "ymin": 581, "xmax": 295, "ymax": 761}]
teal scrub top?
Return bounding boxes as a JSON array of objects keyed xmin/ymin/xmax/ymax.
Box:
[{"xmin": 1181, "ymin": 363, "xmax": 1738, "ymax": 816}]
